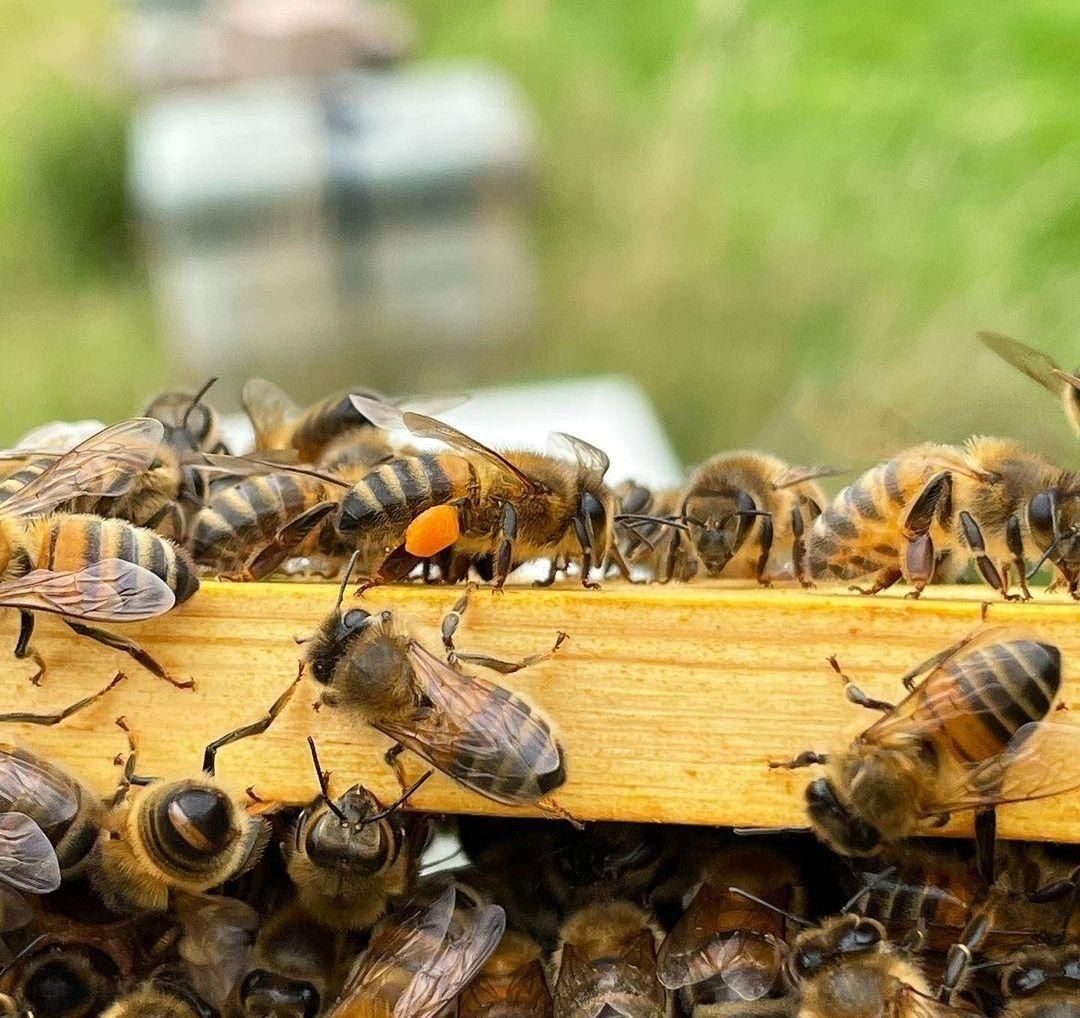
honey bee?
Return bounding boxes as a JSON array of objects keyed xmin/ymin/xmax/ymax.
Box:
[
  {"xmin": 327, "ymin": 884, "xmax": 506, "ymax": 1018},
  {"xmin": 92, "ymin": 716, "xmax": 270, "ymax": 915},
  {"xmin": 658, "ymin": 845, "xmax": 802, "ymax": 1011},
  {"xmin": 998, "ymin": 944, "xmax": 1080, "ymax": 1017},
  {"xmin": 0, "ymin": 418, "xmax": 198, "ymax": 686},
  {"xmin": 771, "ymin": 629, "xmax": 1080, "ymax": 859},
  {"xmin": 656, "ymin": 454, "xmax": 834, "ymax": 585},
  {"xmin": 100, "ymin": 968, "xmax": 216, "ymax": 1018},
  {"xmin": 336, "ymin": 396, "xmax": 618, "ymax": 589},
  {"xmin": 978, "ymin": 331, "xmax": 1080, "ymax": 437},
  {"xmin": 235, "ymin": 900, "xmax": 339, "ymax": 1018},
  {"xmin": 144, "ymin": 379, "xmax": 230, "ymax": 456},
  {"xmin": 303, "ymin": 565, "xmax": 567, "ymax": 808},
  {"xmin": 285, "ymin": 737, "xmax": 431, "ymax": 931},
  {"xmin": 456, "ymin": 929, "xmax": 553, "ymax": 1017},
  {"xmin": 806, "ymin": 436, "xmax": 1080, "ymax": 599},
  {"xmin": 553, "ymin": 900, "xmax": 669, "ymax": 1017}
]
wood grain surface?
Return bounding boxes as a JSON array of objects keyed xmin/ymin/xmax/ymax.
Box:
[{"xmin": 0, "ymin": 580, "xmax": 1078, "ymax": 840}]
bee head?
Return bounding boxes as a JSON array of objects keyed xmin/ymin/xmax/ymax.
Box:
[
  {"xmin": 578, "ymin": 489, "xmax": 613, "ymax": 561},
  {"xmin": 1028, "ymin": 486, "xmax": 1080, "ymax": 578},
  {"xmin": 688, "ymin": 491, "xmax": 763, "ymax": 576},
  {"xmin": 786, "ymin": 914, "xmax": 885, "ymax": 987},
  {"xmin": 804, "ymin": 778, "xmax": 882, "ymax": 858},
  {"xmin": 304, "ymin": 785, "xmax": 394, "ymax": 875},
  {"xmin": 20, "ymin": 948, "xmax": 119, "ymax": 1018}
]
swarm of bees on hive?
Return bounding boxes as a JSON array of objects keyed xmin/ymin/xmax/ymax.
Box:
[{"xmin": 0, "ymin": 333, "xmax": 1078, "ymax": 1015}]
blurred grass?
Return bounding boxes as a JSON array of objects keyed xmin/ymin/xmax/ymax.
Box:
[{"xmin": 4, "ymin": 0, "xmax": 1080, "ymax": 467}]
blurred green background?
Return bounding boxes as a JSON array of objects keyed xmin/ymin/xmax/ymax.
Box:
[{"xmin": 4, "ymin": 0, "xmax": 1080, "ymax": 467}]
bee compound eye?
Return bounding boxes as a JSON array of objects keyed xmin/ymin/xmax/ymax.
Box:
[
  {"xmin": 1005, "ymin": 965, "xmax": 1047, "ymax": 997},
  {"xmin": 1029, "ymin": 490, "xmax": 1056, "ymax": 540},
  {"xmin": 342, "ymin": 608, "xmax": 371, "ymax": 632},
  {"xmin": 794, "ymin": 948, "xmax": 822, "ymax": 977},
  {"xmin": 850, "ymin": 919, "xmax": 882, "ymax": 948}
]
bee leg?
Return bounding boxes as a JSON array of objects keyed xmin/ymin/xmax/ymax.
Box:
[
  {"xmin": 938, "ymin": 907, "xmax": 992, "ymax": 1004},
  {"xmin": 974, "ymin": 807, "xmax": 997, "ymax": 884},
  {"xmin": 754, "ymin": 513, "xmax": 774, "ymax": 587},
  {"xmin": 768, "ymin": 750, "xmax": 829, "ymax": 770},
  {"xmin": 1027, "ymin": 863, "xmax": 1080, "ymax": 903},
  {"xmin": 533, "ymin": 556, "xmax": 562, "ymax": 587},
  {"xmin": 111, "ymin": 715, "xmax": 156, "ymax": 807},
  {"xmin": 607, "ymin": 544, "xmax": 640, "ymax": 584},
  {"xmin": 658, "ymin": 525, "xmax": 684, "ymax": 584},
  {"xmin": 441, "ymin": 583, "xmax": 477, "ymax": 659},
  {"xmin": 62, "ymin": 620, "xmax": 194, "ymax": 690},
  {"xmin": 898, "ymin": 632, "xmax": 980, "ymax": 691},
  {"xmin": 242, "ymin": 502, "xmax": 339, "ymax": 581},
  {"xmin": 13, "ymin": 610, "xmax": 47, "ymax": 685},
  {"xmin": 791, "ymin": 506, "xmax": 814, "ymax": 588},
  {"xmin": 453, "ymin": 632, "xmax": 569, "ymax": 675},
  {"xmin": 848, "ymin": 567, "xmax": 902, "ymax": 596},
  {"xmin": 1005, "ymin": 514, "xmax": 1032, "ymax": 600},
  {"xmin": 827, "ymin": 655, "xmax": 894, "ymax": 712},
  {"xmin": 897, "ymin": 471, "xmax": 951, "ymax": 597},
  {"xmin": 0, "ymin": 671, "xmax": 125, "ymax": 726},
  {"xmin": 493, "ymin": 501, "xmax": 518, "ymax": 592},
  {"xmin": 959, "ymin": 510, "xmax": 1020, "ymax": 601},
  {"xmin": 384, "ymin": 742, "xmax": 409, "ymax": 791},
  {"xmin": 201, "ymin": 667, "xmax": 302, "ymax": 776}
]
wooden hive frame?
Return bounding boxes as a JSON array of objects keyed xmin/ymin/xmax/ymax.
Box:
[{"xmin": 1, "ymin": 581, "xmax": 1079, "ymax": 842}]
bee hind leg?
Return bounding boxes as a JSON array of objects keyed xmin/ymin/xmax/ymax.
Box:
[
  {"xmin": 938, "ymin": 905, "xmax": 992, "ymax": 1004},
  {"xmin": 0, "ymin": 670, "xmax": 126, "ymax": 726},
  {"xmin": 384, "ymin": 742, "xmax": 409, "ymax": 791},
  {"xmin": 12, "ymin": 610, "xmax": 48, "ymax": 686},
  {"xmin": 63, "ymin": 620, "xmax": 194, "ymax": 690},
  {"xmin": 959, "ymin": 511, "xmax": 1020, "ymax": 601},
  {"xmin": 848, "ymin": 567, "xmax": 902, "ymax": 596},
  {"xmin": 1006, "ymin": 514, "xmax": 1032, "ymax": 600},
  {"xmin": 791, "ymin": 506, "xmax": 813, "ymax": 588},
  {"xmin": 241, "ymin": 501, "xmax": 339, "ymax": 581},
  {"xmin": 827, "ymin": 655, "xmax": 894, "ymax": 712},
  {"xmin": 768, "ymin": 750, "xmax": 829, "ymax": 770}
]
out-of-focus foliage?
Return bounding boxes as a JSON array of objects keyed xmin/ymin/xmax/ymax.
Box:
[{"xmin": 4, "ymin": 0, "xmax": 1080, "ymax": 470}]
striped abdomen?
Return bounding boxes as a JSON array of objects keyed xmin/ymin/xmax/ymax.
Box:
[
  {"xmin": 0, "ymin": 457, "xmax": 53, "ymax": 503},
  {"xmin": 806, "ymin": 452, "xmax": 943, "ymax": 580},
  {"xmin": 187, "ymin": 473, "xmax": 331, "ymax": 566},
  {"xmin": 863, "ymin": 875, "xmax": 969, "ymax": 945},
  {"xmin": 336, "ymin": 454, "xmax": 472, "ymax": 538},
  {"xmin": 291, "ymin": 394, "xmax": 372, "ymax": 462},
  {"xmin": 932, "ymin": 639, "xmax": 1061, "ymax": 763},
  {"xmin": 38, "ymin": 514, "xmax": 198, "ymax": 604}
]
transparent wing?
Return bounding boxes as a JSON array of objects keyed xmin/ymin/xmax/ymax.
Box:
[
  {"xmin": 548, "ymin": 433, "xmax": 610, "ymax": 485},
  {"xmin": 0, "ymin": 560, "xmax": 175, "ymax": 622},
  {"xmin": 977, "ymin": 331, "xmax": 1063, "ymax": 394},
  {"xmin": 0, "ymin": 813, "xmax": 60, "ymax": 893},
  {"xmin": 394, "ymin": 394, "xmax": 469, "ymax": 418},
  {"xmin": 350, "ymin": 395, "xmax": 541, "ymax": 491},
  {"xmin": 393, "ymin": 903, "xmax": 506, "ymax": 1018},
  {"xmin": 241, "ymin": 379, "xmax": 298, "ymax": 447},
  {"xmin": 175, "ymin": 892, "xmax": 258, "ymax": 1010},
  {"xmin": 924, "ymin": 720, "xmax": 1080, "ymax": 816},
  {"xmin": 1, "ymin": 418, "xmax": 164, "ymax": 518},
  {"xmin": 0, "ymin": 748, "xmax": 78, "ymax": 825},
  {"xmin": 13, "ymin": 420, "xmax": 107, "ymax": 454},
  {"xmin": 375, "ymin": 642, "xmax": 564, "ymax": 805}
]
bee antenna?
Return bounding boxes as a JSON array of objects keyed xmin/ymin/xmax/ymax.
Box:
[
  {"xmin": 733, "ymin": 826, "xmax": 812, "ymax": 836},
  {"xmin": 718, "ymin": 509, "xmax": 773, "ymax": 525},
  {"xmin": 0, "ymin": 934, "xmax": 47, "ymax": 977},
  {"xmin": 336, "ymin": 551, "xmax": 362, "ymax": 611},
  {"xmin": 615, "ymin": 514, "xmax": 691, "ymax": 532},
  {"xmin": 363, "ymin": 770, "xmax": 433, "ymax": 823},
  {"xmin": 1027, "ymin": 536, "xmax": 1064, "ymax": 581},
  {"xmin": 841, "ymin": 866, "xmax": 897, "ymax": 914},
  {"xmin": 181, "ymin": 377, "xmax": 218, "ymax": 429},
  {"xmin": 306, "ymin": 736, "xmax": 347, "ymax": 822},
  {"xmin": 728, "ymin": 886, "xmax": 811, "ymax": 927}
]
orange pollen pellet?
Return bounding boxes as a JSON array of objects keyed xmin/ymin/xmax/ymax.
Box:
[{"xmin": 404, "ymin": 505, "xmax": 461, "ymax": 557}]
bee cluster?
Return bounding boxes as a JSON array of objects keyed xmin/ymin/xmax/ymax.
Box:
[{"xmin": 0, "ymin": 331, "xmax": 1078, "ymax": 1015}]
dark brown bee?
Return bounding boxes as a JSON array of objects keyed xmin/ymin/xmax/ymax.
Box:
[
  {"xmin": 304, "ymin": 566, "xmax": 567, "ymax": 808},
  {"xmin": 772, "ymin": 628, "xmax": 1080, "ymax": 858},
  {"xmin": 457, "ymin": 929, "xmax": 553, "ymax": 1018},
  {"xmin": 658, "ymin": 453, "xmax": 834, "ymax": 586},
  {"xmin": 658, "ymin": 845, "xmax": 802, "ymax": 1011},
  {"xmin": 336, "ymin": 396, "xmax": 618, "ymax": 589},
  {"xmin": 998, "ymin": 944, "xmax": 1080, "ymax": 1017},
  {"xmin": 327, "ymin": 885, "xmax": 506, "ymax": 1018},
  {"xmin": 285, "ymin": 738, "xmax": 430, "ymax": 931},
  {"xmin": 978, "ymin": 331, "xmax": 1080, "ymax": 437},
  {"xmin": 553, "ymin": 900, "xmax": 669, "ymax": 1018}
]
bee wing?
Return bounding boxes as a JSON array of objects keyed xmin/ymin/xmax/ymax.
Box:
[
  {"xmin": 336, "ymin": 887, "xmax": 458, "ymax": 1006},
  {"xmin": 174, "ymin": 892, "xmax": 258, "ymax": 1010},
  {"xmin": 657, "ymin": 882, "xmax": 783, "ymax": 996},
  {"xmin": 548, "ymin": 433, "xmax": 610, "ymax": 484},
  {"xmin": 923, "ymin": 720, "xmax": 1080, "ymax": 817},
  {"xmin": 393, "ymin": 393, "xmax": 470, "ymax": 418},
  {"xmin": 350, "ymin": 394, "xmax": 542, "ymax": 492},
  {"xmin": 392, "ymin": 903, "xmax": 506, "ymax": 1018},
  {"xmin": 0, "ymin": 747, "xmax": 78, "ymax": 825},
  {"xmin": 375, "ymin": 642, "xmax": 565, "ymax": 806},
  {"xmin": 0, "ymin": 885, "xmax": 33, "ymax": 933},
  {"xmin": 241, "ymin": 378, "xmax": 299, "ymax": 446},
  {"xmin": 0, "ymin": 418, "xmax": 164, "ymax": 518},
  {"xmin": 977, "ymin": 331, "xmax": 1064, "ymax": 395},
  {"xmin": 0, "ymin": 560, "xmax": 175, "ymax": 622},
  {"xmin": 862, "ymin": 627, "xmax": 1038, "ymax": 744},
  {"xmin": 0, "ymin": 813, "xmax": 61, "ymax": 894}
]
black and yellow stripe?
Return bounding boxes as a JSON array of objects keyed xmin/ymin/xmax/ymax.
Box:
[
  {"xmin": 0, "ymin": 457, "xmax": 53, "ymax": 503},
  {"xmin": 187, "ymin": 473, "xmax": 330, "ymax": 567},
  {"xmin": 42, "ymin": 514, "xmax": 198, "ymax": 604},
  {"xmin": 336, "ymin": 453, "xmax": 466, "ymax": 536}
]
